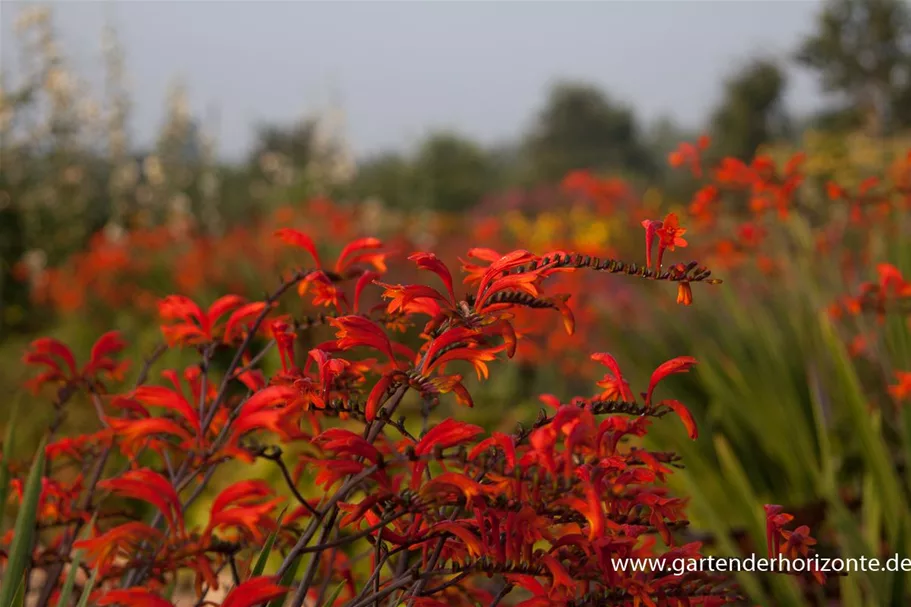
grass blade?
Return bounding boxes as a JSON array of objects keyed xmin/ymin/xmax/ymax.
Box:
[
  {"xmin": 57, "ymin": 512, "xmax": 98, "ymax": 607},
  {"xmin": 74, "ymin": 566, "xmax": 99, "ymax": 607},
  {"xmin": 251, "ymin": 506, "xmax": 287, "ymax": 577},
  {"xmin": 9, "ymin": 574, "xmax": 26, "ymax": 607},
  {"xmin": 0, "ymin": 395, "xmax": 22, "ymax": 537},
  {"xmin": 321, "ymin": 580, "xmax": 346, "ymax": 607},
  {"xmin": 164, "ymin": 576, "xmax": 178, "ymax": 601},
  {"xmin": 267, "ymin": 554, "xmax": 303, "ymax": 607},
  {"xmin": 0, "ymin": 436, "xmax": 47, "ymax": 607}
]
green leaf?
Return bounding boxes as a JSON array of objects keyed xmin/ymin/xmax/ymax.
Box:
[
  {"xmin": 267, "ymin": 554, "xmax": 303, "ymax": 607},
  {"xmin": 164, "ymin": 575, "xmax": 178, "ymax": 601},
  {"xmin": 321, "ymin": 580, "xmax": 346, "ymax": 607},
  {"xmin": 251, "ymin": 507, "xmax": 287, "ymax": 577},
  {"xmin": 74, "ymin": 567, "xmax": 99, "ymax": 607},
  {"xmin": 821, "ymin": 314, "xmax": 908, "ymax": 539},
  {"xmin": 10, "ymin": 574, "xmax": 26, "ymax": 607},
  {"xmin": 57, "ymin": 513, "xmax": 98, "ymax": 607},
  {"xmin": 0, "ymin": 435, "xmax": 47, "ymax": 607},
  {"xmin": 0, "ymin": 395, "xmax": 22, "ymax": 537}
]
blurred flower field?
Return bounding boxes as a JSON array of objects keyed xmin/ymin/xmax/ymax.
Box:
[
  {"xmin": 1, "ymin": 127, "xmax": 910, "ymax": 606},
  {"xmin": 2, "ymin": 3, "xmax": 911, "ymax": 606}
]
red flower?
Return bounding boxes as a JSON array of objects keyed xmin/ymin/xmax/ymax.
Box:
[
  {"xmin": 23, "ymin": 331, "xmax": 128, "ymax": 394},
  {"xmin": 591, "ymin": 353, "xmax": 635, "ymax": 402},
  {"xmin": 275, "ymin": 229, "xmax": 386, "ymax": 275},
  {"xmin": 764, "ymin": 504, "xmax": 794, "ymax": 557},
  {"xmin": 203, "ymin": 480, "xmax": 281, "ymax": 543},
  {"xmin": 668, "ymin": 135, "xmax": 710, "ymax": 177},
  {"xmin": 655, "ymin": 213, "xmax": 688, "ymax": 269},
  {"xmin": 676, "ymin": 282, "xmax": 693, "ymax": 306},
  {"xmin": 222, "ymin": 577, "xmax": 289, "ymax": 607},
  {"xmin": 646, "ymin": 356, "xmax": 698, "ymax": 407},
  {"xmin": 889, "ymin": 371, "xmax": 911, "ymax": 402},
  {"xmin": 329, "ymin": 315, "xmax": 406, "ymax": 367},
  {"xmin": 640, "ymin": 219, "xmax": 662, "ymax": 271},
  {"xmin": 780, "ymin": 524, "xmax": 817, "ymax": 559},
  {"xmin": 99, "ymin": 469, "xmax": 184, "ymax": 534},
  {"xmin": 157, "ymin": 294, "xmax": 269, "ymax": 346}
]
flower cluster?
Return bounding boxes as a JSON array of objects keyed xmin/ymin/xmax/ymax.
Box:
[{"xmin": 0, "ymin": 213, "xmax": 808, "ymax": 607}]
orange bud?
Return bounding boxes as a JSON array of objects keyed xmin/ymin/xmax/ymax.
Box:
[{"xmin": 676, "ymin": 282, "xmax": 693, "ymax": 306}]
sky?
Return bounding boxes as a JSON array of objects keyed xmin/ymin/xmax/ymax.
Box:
[{"xmin": 1, "ymin": 1, "xmax": 827, "ymax": 161}]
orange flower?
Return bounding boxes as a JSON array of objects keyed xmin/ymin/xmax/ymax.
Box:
[
  {"xmin": 222, "ymin": 577, "xmax": 289, "ymax": 607},
  {"xmin": 157, "ymin": 294, "xmax": 269, "ymax": 346},
  {"xmin": 668, "ymin": 135, "xmax": 710, "ymax": 177},
  {"xmin": 780, "ymin": 525, "xmax": 817, "ymax": 559},
  {"xmin": 640, "ymin": 219, "xmax": 663, "ymax": 270},
  {"xmin": 591, "ymin": 352, "xmax": 635, "ymax": 402},
  {"xmin": 676, "ymin": 282, "xmax": 693, "ymax": 306},
  {"xmin": 657, "ymin": 213, "xmax": 688, "ymax": 251},
  {"xmin": 889, "ymin": 371, "xmax": 911, "ymax": 402},
  {"xmin": 654, "ymin": 213, "xmax": 688, "ymax": 270}
]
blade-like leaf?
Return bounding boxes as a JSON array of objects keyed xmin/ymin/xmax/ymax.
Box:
[
  {"xmin": 251, "ymin": 507, "xmax": 287, "ymax": 577},
  {"xmin": 0, "ymin": 436, "xmax": 47, "ymax": 607},
  {"xmin": 74, "ymin": 566, "xmax": 99, "ymax": 607},
  {"xmin": 0, "ymin": 395, "xmax": 22, "ymax": 537},
  {"xmin": 57, "ymin": 513, "xmax": 98, "ymax": 607},
  {"xmin": 268, "ymin": 554, "xmax": 303, "ymax": 607},
  {"xmin": 321, "ymin": 580, "xmax": 346, "ymax": 607},
  {"xmin": 10, "ymin": 574, "xmax": 26, "ymax": 607},
  {"xmin": 164, "ymin": 576, "xmax": 178, "ymax": 601}
]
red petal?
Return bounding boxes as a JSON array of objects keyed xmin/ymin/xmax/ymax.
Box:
[
  {"xmin": 416, "ymin": 418, "xmax": 483, "ymax": 456},
  {"xmin": 222, "ymin": 577, "xmax": 289, "ymax": 607},
  {"xmin": 646, "ymin": 356, "xmax": 698, "ymax": 406},
  {"xmin": 241, "ymin": 385, "xmax": 298, "ymax": 413},
  {"xmin": 313, "ymin": 428, "xmax": 381, "ymax": 463},
  {"xmin": 659, "ymin": 399, "xmax": 699, "ymax": 439},
  {"xmin": 336, "ymin": 237, "xmax": 383, "ymax": 273},
  {"xmin": 29, "ymin": 337, "xmax": 77, "ymax": 376},
  {"xmin": 540, "ymin": 553, "xmax": 575, "ymax": 595},
  {"xmin": 133, "ymin": 385, "xmax": 200, "ymax": 434},
  {"xmin": 354, "ymin": 271, "xmax": 380, "ymax": 313},
  {"xmin": 591, "ymin": 353, "xmax": 635, "ymax": 402},
  {"xmin": 275, "ymin": 228, "xmax": 322, "ymax": 268},
  {"xmin": 223, "ymin": 301, "xmax": 270, "ymax": 343},
  {"xmin": 468, "ymin": 432, "xmax": 516, "ymax": 470},
  {"xmin": 87, "ymin": 331, "xmax": 126, "ymax": 370},
  {"xmin": 365, "ymin": 373, "xmax": 394, "ymax": 422},
  {"xmin": 408, "ymin": 252, "xmax": 455, "ymax": 303},
  {"xmin": 211, "ymin": 480, "xmax": 273, "ymax": 516},
  {"xmin": 206, "ymin": 295, "xmax": 246, "ymax": 329},
  {"xmin": 100, "ymin": 469, "xmax": 183, "ymax": 533},
  {"xmin": 158, "ymin": 295, "xmax": 206, "ymax": 327},
  {"xmin": 432, "ymin": 522, "xmax": 484, "ymax": 558},
  {"xmin": 552, "ymin": 294, "xmax": 575, "ymax": 335}
]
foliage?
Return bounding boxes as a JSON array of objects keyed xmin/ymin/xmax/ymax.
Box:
[
  {"xmin": 0, "ymin": 173, "xmax": 839, "ymax": 606},
  {"xmin": 796, "ymin": 0, "xmax": 911, "ymax": 133},
  {"xmin": 3, "ymin": 4, "xmax": 911, "ymax": 606},
  {"xmin": 710, "ymin": 58, "xmax": 789, "ymax": 161},
  {"xmin": 523, "ymin": 81, "xmax": 656, "ymax": 183}
]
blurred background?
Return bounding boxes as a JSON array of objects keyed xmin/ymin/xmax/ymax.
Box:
[{"xmin": 2, "ymin": 1, "xmax": 911, "ymax": 605}]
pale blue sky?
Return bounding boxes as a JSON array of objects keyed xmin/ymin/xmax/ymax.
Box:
[{"xmin": 2, "ymin": 1, "xmax": 827, "ymax": 160}]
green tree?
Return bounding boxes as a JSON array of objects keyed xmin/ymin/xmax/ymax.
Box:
[
  {"xmin": 710, "ymin": 58, "xmax": 789, "ymax": 159},
  {"xmin": 796, "ymin": 0, "xmax": 911, "ymax": 133},
  {"xmin": 248, "ymin": 120, "xmax": 316, "ymax": 171},
  {"xmin": 349, "ymin": 153, "xmax": 417, "ymax": 209},
  {"xmin": 244, "ymin": 119, "xmax": 319, "ymax": 212},
  {"xmin": 523, "ymin": 81, "xmax": 655, "ymax": 183},
  {"xmin": 412, "ymin": 132, "xmax": 494, "ymax": 212}
]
